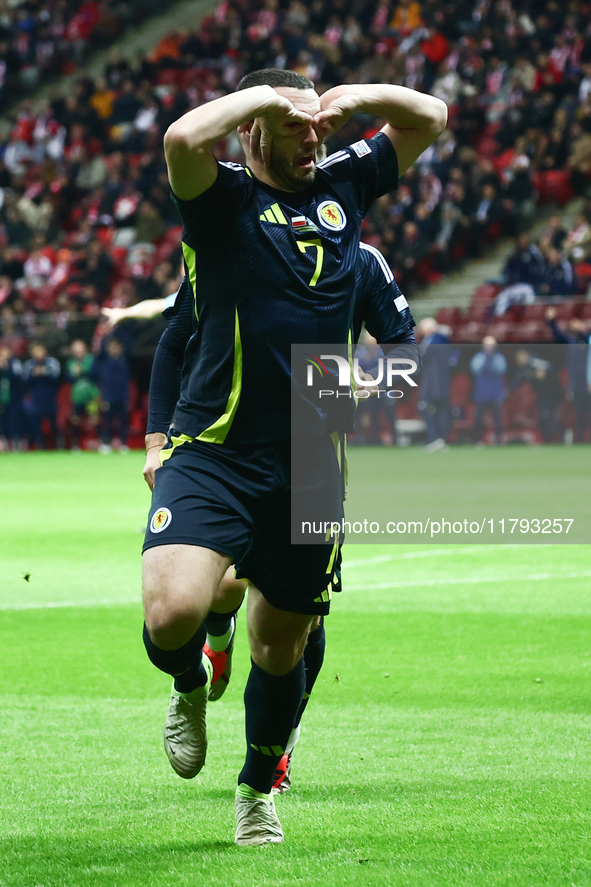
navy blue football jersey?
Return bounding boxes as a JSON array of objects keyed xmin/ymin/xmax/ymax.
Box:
[
  {"xmin": 148, "ymin": 242, "xmax": 415, "ymax": 437},
  {"xmin": 168, "ymin": 132, "xmax": 398, "ymax": 444}
]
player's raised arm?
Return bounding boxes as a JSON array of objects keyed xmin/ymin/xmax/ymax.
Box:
[
  {"xmin": 315, "ymin": 84, "xmax": 447, "ymax": 175},
  {"xmin": 163, "ymin": 86, "xmax": 313, "ymax": 200}
]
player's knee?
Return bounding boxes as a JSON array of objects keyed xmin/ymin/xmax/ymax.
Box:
[
  {"xmin": 250, "ymin": 626, "xmax": 311, "ymax": 675},
  {"xmin": 144, "ymin": 597, "xmax": 203, "ymax": 648}
]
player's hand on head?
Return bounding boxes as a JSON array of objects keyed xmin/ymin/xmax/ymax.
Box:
[
  {"xmin": 242, "ymin": 98, "xmax": 313, "ymax": 167},
  {"xmin": 314, "ymin": 91, "xmax": 357, "ymax": 137}
]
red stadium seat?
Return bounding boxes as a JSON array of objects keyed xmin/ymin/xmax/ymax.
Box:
[
  {"xmin": 574, "ymin": 263, "xmax": 591, "ymax": 293},
  {"xmin": 472, "ymin": 283, "xmax": 501, "ymax": 302},
  {"xmin": 553, "ymin": 302, "xmax": 576, "ymax": 322},
  {"xmin": 522, "ymin": 303, "xmax": 548, "ymax": 321},
  {"xmin": 487, "ymin": 321, "xmax": 511, "ymax": 342},
  {"xmin": 515, "ymin": 321, "xmax": 554, "ymax": 343},
  {"xmin": 436, "ymin": 306, "xmax": 463, "ymax": 326},
  {"xmin": 534, "ymin": 170, "xmax": 574, "ymax": 206},
  {"xmin": 466, "ymin": 301, "xmax": 492, "ymax": 323},
  {"xmin": 453, "ymin": 322, "xmax": 486, "ymax": 343},
  {"xmin": 450, "ymin": 372, "xmax": 471, "ymax": 408}
]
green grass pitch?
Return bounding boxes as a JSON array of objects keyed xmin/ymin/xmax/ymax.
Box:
[{"xmin": 1, "ymin": 450, "xmax": 590, "ymax": 887}]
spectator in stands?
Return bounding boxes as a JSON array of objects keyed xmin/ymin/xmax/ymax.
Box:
[
  {"xmin": 23, "ymin": 235, "xmax": 54, "ymax": 290},
  {"xmin": 71, "ymin": 241, "xmax": 114, "ymax": 298},
  {"xmin": 417, "ymin": 318, "xmax": 452, "ymax": 452},
  {"xmin": 546, "ymin": 307, "xmax": 591, "ymax": 442},
  {"xmin": 394, "ymin": 221, "xmax": 428, "ymax": 292},
  {"xmin": 391, "ymin": 0, "xmax": 424, "ymax": 35},
  {"xmin": 21, "ymin": 342, "xmax": 61, "ymax": 449},
  {"xmin": 134, "ymin": 200, "xmax": 167, "ymax": 245},
  {"xmin": 0, "ymin": 247, "xmax": 24, "ymax": 282},
  {"xmin": 0, "ymin": 344, "xmax": 23, "ymax": 450},
  {"xmin": 563, "ymin": 211, "xmax": 591, "ymax": 263},
  {"xmin": 93, "ymin": 337, "xmax": 130, "ymax": 452},
  {"xmin": 470, "ymin": 336, "xmax": 506, "ymax": 445},
  {"xmin": 538, "ymin": 248, "xmax": 575, "ymax": 297},
  {"xmin": 65, "ymin": 339, "xmax": 99, "ymax": 450},
  {"xmin": 502, "ymin": 234, "xmax": 545, "ymax": 289},
  {"xmin": 470, "ymin": 183, "xmax": 504, "ymax": 255},
  {"xmin": 568, "ymin": 118, "xmax": 591, "ymax": 196},
  {"xmin": 541, "ymin": 216, "xmax": 568, "ymax": 252}
]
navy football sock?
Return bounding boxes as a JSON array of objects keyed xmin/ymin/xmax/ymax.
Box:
[
  {"xmin": 295, "ymin": 618, "xmax": 326, "ymax": 728},
  {"xmin": 204, "ymin": 606, "xmax": 240, "ymax": 636},
  {"xmin": 142, "ymin": 623, "xmax": 208, "ymax": 693},
  {"xmin": 204, "ymin": 606, "xmax": 240, "ymax": 652},
  {"xmin": 239, "ymin": 658, "xmax": 305, "ymax": 794}
]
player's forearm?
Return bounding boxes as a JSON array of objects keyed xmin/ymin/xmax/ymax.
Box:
[
  {"xmin": 145, "ymin": 336, "xmax": 184, "ymax": 437},
  {"xmin": 145, "ymin": 431, "xmax": 168, "ymax": 451},
  {"xmin": 164, "ymin": 85, "xmax": 282, "ymax": 154},
  {"xmin": 325, "ymin": 84, "xmax": 447, "ymax": 133}
]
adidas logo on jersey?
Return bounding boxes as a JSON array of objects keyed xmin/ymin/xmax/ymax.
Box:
[{"xmin": 259, "ymin": 203, "xmax": 288, "ymax": 225}]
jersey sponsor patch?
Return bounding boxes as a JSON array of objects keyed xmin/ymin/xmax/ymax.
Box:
[
  {"xmin": 394, "ymin": 294, "xmax": 409, "ymax": 311},
  {"xmin": 350, "ymin": 139, "xmax": 371, "ymax": 158},
  {"xmin": 317, "ymin": 200, "xmax": 347, "ymax": 232},
  {"xmin": 151, "ymin": 507, "xmax": 172, "ymax": 533}
]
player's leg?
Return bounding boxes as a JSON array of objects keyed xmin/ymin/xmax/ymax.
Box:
[
  {"xmin": 204, "ymin": 570, "xmax": 247, "ymax": 700},
  {"xmin": 273, "ymin": 614, "xmax": 326, "ymax": 793},
  {"xmin": 235, "ymin": 586, "xmax": 313, "ymax": 846},
  {"xmin": 142, "ymin": 438, "xmax": 254, "ymax": 779},
  {"xmin": 143, "ymin": 543, "xmax": 233, "ymax": 778}
]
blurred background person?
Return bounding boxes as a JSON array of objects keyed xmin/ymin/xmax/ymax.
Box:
[
  {"xmin": 21, "ymin": 342, "xmax": 61, "ymax": 449},
  {"xmin": 470, "ymin": 336, "xmax": 507, "ymax": 446},
  {"xmin": 65, "ymin": 339, "xmax": 100, "ymax": 451},
  {"xmin": 0, "ymin": 343, "xmax": 23, "ymax": 451},
  {"xmin": 417, "ymin": 318, "xmax": 453, "ymax": 452},
  {"xmin": 510, "ymin": 349, "xmax": 564, "ymax": 443},
  {"xmin": 546, "ymin": 308, "xmax": 591, "ymax": 442},
  {"xmin": 92, "ymin": 337, "xmax": 130, "ymax": 453}
]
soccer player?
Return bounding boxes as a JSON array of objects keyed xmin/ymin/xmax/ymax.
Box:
[
  {"xmin": 143, "ymin": 241, "xmax": 419, "ymax": 789},
  {"xmin": 142, "ymin": 68, "xmax": 446, "ymax": 845}
]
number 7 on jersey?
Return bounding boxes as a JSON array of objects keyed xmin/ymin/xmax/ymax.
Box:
[{"xmin": 296, "ymin": 239, "xmax": 324, "ymax": 287}]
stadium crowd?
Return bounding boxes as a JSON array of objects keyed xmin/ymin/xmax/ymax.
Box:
[
  {"xmin": 1, "ymin": 0, "xmax": 591, "ymax": 448},
  {"xmin": 0, "ymin": 0, "xmax": 166, "ymax": 108}
]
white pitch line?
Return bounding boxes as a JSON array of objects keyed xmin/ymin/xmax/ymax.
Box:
[
  {"xmin": 347, "ymin": 570, "xmax": 591, "ymax": 591},
  {"xmin": 0, "ymin": 598, "xmax": 140, "ymax": 612},
  {"xmin": 344, "ymin": 543, "xmax": 546, "ymax": 568}
]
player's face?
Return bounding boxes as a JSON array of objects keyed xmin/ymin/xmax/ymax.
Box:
[{"xmin": 269, "ymin": 87, "xmax": 326, "ymax": 191}]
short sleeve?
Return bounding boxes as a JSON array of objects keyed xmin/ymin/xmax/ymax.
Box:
[
  {"xmin": 317, "ymin": 132, "xmax": 399, "ymax": 216},
  {"xmin": 170, "ymin": 161, "xmax": 250, "ymax": 228}
]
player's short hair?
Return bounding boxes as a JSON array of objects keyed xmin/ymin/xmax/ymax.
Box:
[{"xmin": 236, "ymin": 68, "xmax": 314, "ymax": 92}]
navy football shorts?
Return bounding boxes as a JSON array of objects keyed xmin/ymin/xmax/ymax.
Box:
[{"xmin": 143, "ymin": 436, "xmax": 343, "ymax": 615}]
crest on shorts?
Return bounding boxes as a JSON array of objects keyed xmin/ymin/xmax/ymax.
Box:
[
  {"xmin": 151, "ymin": 507, "xmax": 172, "ymax": 533},
  {"xmin": 317, "ymin": 200, "xmax": 346, "ymax": 232}
]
